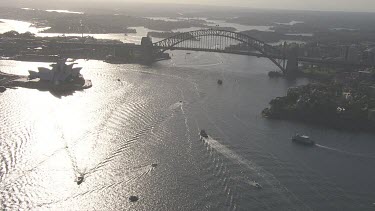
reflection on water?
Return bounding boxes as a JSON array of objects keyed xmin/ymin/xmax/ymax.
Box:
[
  {"xmin": 0, "ymin": 19, "xmax": 162, "ymax": 44},
  {"xmin": 21, "ymin": 8, "xmax": 35, "ymax": 11},
  {"xmin": 171, "ymin": 27, "xmax": 204, "ymax": 33},
  {"xmin": 21, "ymin": 8, "xmax": 84, "ymax": 14},
  {"xmin": 286, "ymin": 33, "xmax": 314, "ymax": 37},
  {"xmin": 37, "ymin": 26, "xmax": 163, "ymax": 44},
  {"xmin": 148, "ymin": 16, "xmax": 273, "ymax": 32},
  {"xmin": 275, "ymin": 20, "xmax": 304, "ymax": 26},
  {"xmin": 45, "ymin": 10, "xmax": 84, "ymax": 14},
  {"xmin": 205, "ymin": 18, "xmax": 273, "ymax": 32},
  {"xmin": 0, "ymin": 17, "xmax": 272, "ymax": 44},
  {"xmin": 0, "ymin": 19, "xmax": 50, "ymax": 34},
  {"xmin": 269, "ymin": 40, "xmax": 307, "ymax": 46},
  {"xmin": 0, "ymin": 18, "xmax": 163, "ymax": 44},
  {"xmin": 1, "ymin": 51, "xmax": 375, "ymax": 210}
]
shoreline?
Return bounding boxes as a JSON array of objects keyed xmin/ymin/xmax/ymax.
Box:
[
  {"xmin": 262, "ymin": 81, "xmax": 375, "ymax": 134},
  {"xmin": 262, "ymin": 109, "xmax": 375, "ymax": 133}
]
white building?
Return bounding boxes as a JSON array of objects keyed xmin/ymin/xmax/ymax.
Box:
[{"xmin": 28, "ymin": 59, "xmax": 82, "ymax": 84}]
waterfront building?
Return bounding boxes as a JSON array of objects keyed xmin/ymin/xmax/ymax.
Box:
[{"xmin": 28, "ymin": 58, "xmax": 82, "ymax": 84}]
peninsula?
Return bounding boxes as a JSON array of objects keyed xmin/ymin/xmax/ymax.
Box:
[
  {"xmin": 0, "ymin": 58, "xmax": 92, "ymax": 94},
  {"xmin": 263, "ymin": 70, "xmax": 375, "ymax": 132}
]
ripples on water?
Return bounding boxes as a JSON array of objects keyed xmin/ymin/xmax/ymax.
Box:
[{"xmin": 1, "ymin": 52, "xmax": 375, "ymax": 210}]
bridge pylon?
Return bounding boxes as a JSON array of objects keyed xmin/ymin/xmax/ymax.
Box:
[
  {"xmin": 141, "ymin": 36, "xmax": 154, "ymax": 64},
  {"xmin": 285, "ymin": 47, "xmax": 299, "ymax": 77}
]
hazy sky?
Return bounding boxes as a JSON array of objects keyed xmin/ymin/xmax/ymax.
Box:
[
  {"xmin": 5, "ymin": 0, "xmax": 375, "ymax": 12},
  {"xmin": 121, "ymin": 0, "xmax": 375, "ymax": 12}
]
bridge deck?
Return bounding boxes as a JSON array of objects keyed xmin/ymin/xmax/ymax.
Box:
[{"xmin": 155, "ymin": 46, "xmax": 367, "ymax": 67}]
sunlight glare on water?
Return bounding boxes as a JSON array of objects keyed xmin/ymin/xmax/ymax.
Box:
[{"xmin": 1, "ymin": 51, "xmax": 375, "ymax": 210}]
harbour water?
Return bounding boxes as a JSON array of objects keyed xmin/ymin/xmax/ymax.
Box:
[
  {"xmin": 147, "ymin": 17, "xmax": 273, "ymax": 32},
  {"xmin": 0, "ymin": 19, "xmax": 160, "ymax": 44},
  {"xmin": 1, "ymin": 51, "xmax": 375, "ymax": 210},
  {"xmin": 0, "ymin": 17, "xmax": 305, "ymax": 47},
  {"xmin": 0, "ymin": 19, "xmax": 50, "ymax": 34},
  {"xmin": 37, "ymin": 26, "xmax": 162, "ymax": 44},
  {"xmin": 45, "ymin": 10, "xmax": 84, "ymax": 14}
]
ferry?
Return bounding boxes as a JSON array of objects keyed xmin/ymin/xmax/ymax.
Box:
[{"xmin": 292, "ymin": 134, "xmax": 315, "ymax": 146}]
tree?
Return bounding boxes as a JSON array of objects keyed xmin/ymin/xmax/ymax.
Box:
[{"xmin": 2, "ymin": 30, "xmax": 19, "ymax": 37}]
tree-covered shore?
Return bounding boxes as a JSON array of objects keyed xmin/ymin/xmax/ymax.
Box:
[{"xmin": 262, "ymin": 75, "xmax": 375, "ymax": 132}]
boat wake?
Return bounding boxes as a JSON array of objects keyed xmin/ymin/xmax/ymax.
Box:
[
  {"xmin": 245, "ymin": 180, "xmax": 263, "ymax": 189},
  {"xmin": 168, "ymin": 101, "xmax": 184, "ymax": 110},
  {"xmin": 315, "ymin": 144, "xmax": 375, "ymax": 159},
  {"xmin": 35, "ymin": 164, "xmax": 154, "ymax": 209},
  {"xmin": 200, "ymin": 135, "xmax": 311, "ymax": 210}
]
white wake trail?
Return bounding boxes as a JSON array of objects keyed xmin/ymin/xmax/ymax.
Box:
[
  {"xmin": 201, "ymin": 135, "xmax": 311, "ymax": 211},
  {"xmin": 315, "ymin": 144, "xmax": 375, "ymax": 159}
]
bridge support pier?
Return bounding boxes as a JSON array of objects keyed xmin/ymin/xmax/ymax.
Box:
[
  {"xmin": 285, "ymin": 47, "xmax": 299, "ymax": 77},
  {"xmin": 141, "ymin": 36, "xmax": 155, "ymax": 64}
]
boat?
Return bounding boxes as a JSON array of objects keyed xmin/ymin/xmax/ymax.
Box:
[
  {"xmin": 200, "ymin": 130, "xmax": 209, "ymax": 138},
  {"xmin": 129, "ymin": 195, "xmax": 139, "ymax": 202},
  {"xmin": 252, "ymin": 181, "xmax": 262, "ymax": 189},
  {"xmin": 292, "ymin": 134, "xmax": 315, "ymax": 146},
  {"xmin": 217, "ymin": 79, "xmax": 223, "ymax": 85},
  {"xmin": 76, "ymin": 175, "xmax": 84, "ymax": 185}
]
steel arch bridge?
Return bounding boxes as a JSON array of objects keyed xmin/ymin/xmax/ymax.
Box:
[{"xmin": 152, "ymin": 29, "xmax": 287, "ymax": 72}]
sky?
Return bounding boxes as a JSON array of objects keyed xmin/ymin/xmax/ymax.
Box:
[
  {"xmin": 119, "ymin": 0, "xmax": 375, "ymax": 12},
  {"xmin": 4, "ymin": 0, "xmax": 375, "ymax": 12}
]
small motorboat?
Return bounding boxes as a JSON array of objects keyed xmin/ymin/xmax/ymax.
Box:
[
  {"xmin": 292, "ymin": 134, "xmax": 315, "ymax": 146},
  {"xmin": 76, "ymin": 175, "xmax": 84, "ymax": 185},
  {"xmin": 217, "ymin": 80, "xmax": 223, "ymax": 85},
  {"xmin": 252, "ymin": 181, "xmax": 262, "ymax": 189},
  {"xmin": 129, "ymin": 195, "xmax": 139, "ymax": 202},
  {"xmin": 200, "ymin": 130, "xmax": 209, "ymax": 138}
]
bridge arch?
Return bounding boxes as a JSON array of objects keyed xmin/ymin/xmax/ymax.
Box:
[{"xmin": 152, "ymin": 29, "xmax": 287, "ymax": 72}]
